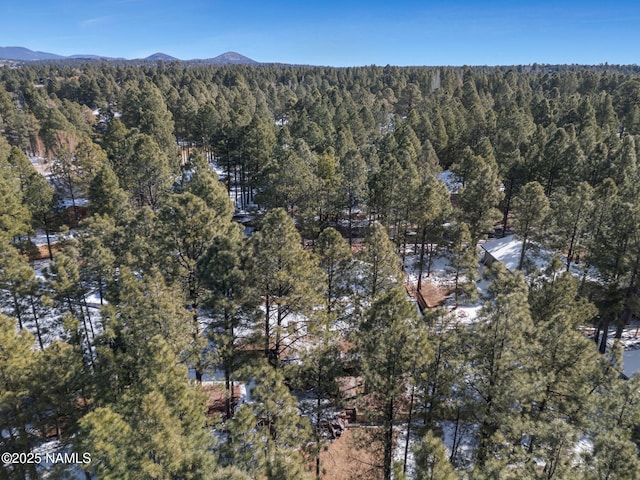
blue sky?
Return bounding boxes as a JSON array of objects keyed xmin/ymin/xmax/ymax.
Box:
[{"xmin": 1, "ymin": 0, "xmax": 639, "ymax": 66}]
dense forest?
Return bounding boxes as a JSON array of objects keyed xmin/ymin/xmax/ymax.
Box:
[{"xmin": 1, "ymin": 61, "xmax": 640, "ymax": 479}]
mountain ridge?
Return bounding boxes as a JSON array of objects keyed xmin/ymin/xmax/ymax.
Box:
[
  {"xmin": 0, "ymin": 46, "xmax": 258, "ymax": 64},
  {"xmin": 0, "ymin": 46, "xmax": 66, "ymax": 61}
]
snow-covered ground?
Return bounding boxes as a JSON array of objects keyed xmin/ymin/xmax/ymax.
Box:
[
  {"xmin": 403, "ymin": 245, "xmax": 487, "ymax": 324},
  {"xmin": 393, "ymin": 424, "xmax": 418, "ymax": 478},
  {"xmin": 482, "ymin": 234, "xmax": 600, "ymax": 283},
  {"xmin": 60, "ymin": 198, "xmax": 89, "ymax": 209},
  {"xmin": 392, "ymin": 419, "xmax": 477, "ymax": 477},
  {"xmin": 30, "ymin": 230, "xmax": 61, "ymax": 247},
  {"xmin": 402, "ymin": 234, "xmax": 604, "ymax": 326},
  {"xmin": 31, "ymin": 439, "xmax": 92, "ymax": 479},
  {"xmin": 437, "ymin": 169, "xmax": 464, "ymax": 195}
]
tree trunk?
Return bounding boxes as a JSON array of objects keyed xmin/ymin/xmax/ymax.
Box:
[
  {"xmin": 501, "ymin": 177, "xmax": 514, "ymax": 237},
  {"xmin": 348, "ymin": 204, "xmax": 353, "ymax": 246},
  {"xmin": 265, "ymin": 295, "xmax": 271, "ymax": 358},
  {"xmin": 403, "ymin": 383, "xmax": 415, "ymax": 474},
  {"xmin": 82, "ymin": 296, "xmax": 97, "ymax": 345},
  {"xmin": 98, "ymin": 278, "xmax": 104, "ymax": 306},
  {"xmin": 449, "ymin": 406, "xmax": 461, "ymax": 463},
  {"xmin": 417, "ymin": 228, "xmax": 427, "ymax": 292},
  {"xmin": 79, "ymin": 306, "xmax": 95, "ymax": 370},
  {"xmin": 44, "ymin": 216, "xmax": 53, "ymax": 260},
  {"xmin": 518, "ymin": 233, "xmax": 529, "ymax": 271},
  {"xmin": 225, "ymin": 360, "xmax": 232, "ymax": 419},
  {"xmin": 566, "ymin": 221, "xmax": 579, "ymax": 272},
  {"xmin": 190, "ymin": 276, "xmax": 203, "ymax": 383},
  {"xmin": 30, "ymin": 295, "xmax": 44, "ymax": 350},
  {"xmin": 618, "ymin": 254, "xmax": 640, "ymax": 338},
  {"xmin": 599, "ymin": 319, "xmax": 609, "ymax": 354},
  {"xmin": 224, "ymin": 309, "xmax": 235, "ymax": 418},
  {"xmin": 226, "ymin": 144, "xmax": 232, "ymax": 194},
  {"xmin": 315, "ymin": 367, "xmax": 323, "ymax": 480},
  {"xmin": 275, "ymin": 303, "xmax": 283, "ymax": 366},
  {"xmin": 11, "ymin": 289, "xmax": 23, "ymax": 330},
  {"xmin": 383, "ymin": 397, "xmax": 395, "ymax": 480},
  {"xmin": 426, "ymin": 242, "xmax": 436, "ymax": 277}
]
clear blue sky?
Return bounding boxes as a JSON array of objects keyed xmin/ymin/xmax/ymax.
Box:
[{"xmin": 1, "ymin": 0, "xmax": 639, "ymax": 66}]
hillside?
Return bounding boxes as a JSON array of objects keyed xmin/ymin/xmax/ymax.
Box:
[{"xmin": 0, "ymin": 46, "xmax": 258, "ymax": 64}]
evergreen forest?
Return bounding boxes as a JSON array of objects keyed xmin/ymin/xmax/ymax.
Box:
[{"xmin": 1, "ymin": 61, "xmax": 640, "ymax": 479}]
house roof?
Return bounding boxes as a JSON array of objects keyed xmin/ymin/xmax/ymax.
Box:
[
  {"xmin": 481, "ymin": 235, "xmax": 523, "ymax": 272},
  {"xmin": 623, "ymin": 349, "xmax": 640, "ymax": 378}
]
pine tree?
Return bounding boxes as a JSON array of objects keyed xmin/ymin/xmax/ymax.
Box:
[
  {"xmin": 80, "ymin": 338, "xmax": 215, "ymax": 480},
  {"xmin": 121, "ymin": 78, "xmax": 178, "ymax": 158},
  {"xmin": 358, "ymin": 222, "xmax": 403, "ymax": 303},
  {"xmin": 582, "ymin": 374, "xmax": 640, "ymax": 480},
  {"xmin": 358, "ymin": 288, "xmax": 430, "ymax": 480},
  {"xmin": 242, "ymin": 112, "xmax": 276, "ymax": 206},
  {"xmin": 248, "ymin": 208, "xmax": 324, "ymax": 364},
  {"xmin": 0, "ymin": 231, "xmax": 46, "ymax": 346},
  {"xmin": 0, "ymin": 241, "xmax": 36, "ymax": 332},
  {"xmin": 45, "ymin": 247, "xmax": 97, "ymax": 368},
  {"xmin": 289, "ymin": 329, "xmax": 343, "ymax": 480},
  {"xmin": 415, "ymin": 176, "xmax": 450, "ymax": 290},
  {"xmin": 21, "ymin": 165, "xmax": 58, "ymax": 259},
  {"xmin": 96, "ymin": 267, "xmax": 193, "ymax": 401},
  {"xmin": 32, "ymin": 340, "xmax": 88, "ymax": 440},
  {"xmin": 458, "ymin": 159, "xmax": 503, "ymax": 243},
  {"xmin": 157, "ymin": 191, "xmax": 229, "ymax": 381},
  {"xmin": 102, "ymin": 117, "xmax": 129, "ymax": 172},
  {"xmin": 50, "ymin": 134, "xmax": 87, "ymax": 222},
  {"xmin": 585, "ymin": 432, "xmax": 640, "ymax": 480},
  {"xmin": 73, "ymin": 137, "xmax": 107, "ymax": 192},
  {"xmin": 122, "ymin": 133, "xmax": 173, "ymax": 209},
  {"xmin": 119, "ymin": 206, "xmax": 163, "ymax": 274},
  {"xmin": 540, "ymin": 127, "xmax": 572, "ymax": 196},
  {"xmin": 226, "ymin": 362, "xmax": 312, "ymax": 480},
  {"xmin": 88, "ymin": 162, "xmax": 130, "ymax": 218},
  {"xmin": 315, "ymin": 227, "xmax": 354, "ymax": 326},
  {"xmin": 464, "ymin": 264, "xmax": 535, "ymax": 468},
  {"xmin": 315, "ymin": 149, "xmax": 343, "ymax": 226},
  {"xmin": 525, "ymin": 267, "xmax": 600, "ymax": 475},
  {"xmin": 0, "ymin": 146, "xmax": 30, "ymax": 241},
  {"xmin": 450, "ymin": 147, "xmax": 476, "ymax": 188},
  {"xmin": 367, "ymin": 150, "xmax": 403, "ymax": 227},
  {"xmin": 447, "ymin": 222, "xmax": 478, "ymax": 307},
  {"xmin": 392, "ymin": 155, "xmax": 420, "ymax": 262},
  {"xmin": 0, "ymin": 313, "xmax": 40, "ymax": 480},
  {"xmin": 550, "ymin": 182, "xmax": 594, "ymax": 272},
  {"xmin": 512, "ymin": 181, "xmax": 550, "ymax": 270},
  {"xmin": 258, "ymin": 144, "xmax": 320, "ymax": 217},
  {"xmin": 338, "ymin": 139, "xmax": 367, "ymax": 245},
  {"xmin": 197, "ymin": 224, "xmax": 254, "ymax": 417},
  {"xmin": 184, "ymin": 152, "xmax": 234, "ymax": 221},
  {"xmin": 413, "ymin": 431, "xmax": 459, "ymax": 480},
  {"xmin": 78, "ymin": 215, "xmax": 120, "ymax": 307},
  {"xmin": 77, "ymin": 407, "xmax": 134, "ymax": 480}
]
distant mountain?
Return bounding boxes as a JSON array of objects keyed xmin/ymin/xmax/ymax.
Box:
[
  {"xmin": 68, "ymin": 54, "xmax": 118, "ymax": 60},
  {"xmin": 144, "ymin": 52, "xmax": 178, "ymax": 62},
  {"xmin": 199, "ymin": 51, "xmax": 258, "ymax": 65},
  {"xmin": 0, "ymin": 46, "xmax": 65, "ymax": 61},
  {"xmin": 0, "ymin": 46, "xmax": 259, "ymax": 64}
]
